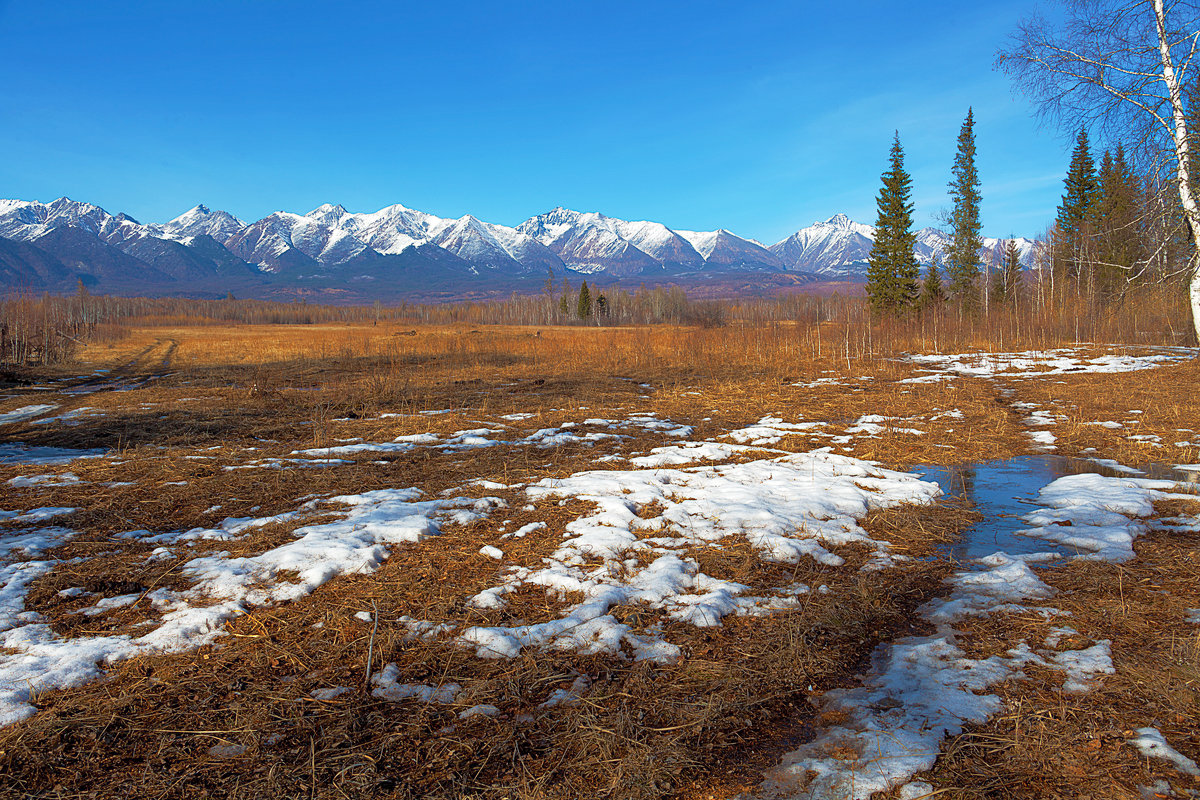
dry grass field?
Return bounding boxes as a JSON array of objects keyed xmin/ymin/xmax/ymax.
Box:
[{"xmin": 0, "ymin": 320, "xmax": 1197, "ymax": 799}]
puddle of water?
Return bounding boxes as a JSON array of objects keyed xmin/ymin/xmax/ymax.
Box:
[{"xmin": 914, "ymin": 455, "xmax": 1194, "ymax": 563}]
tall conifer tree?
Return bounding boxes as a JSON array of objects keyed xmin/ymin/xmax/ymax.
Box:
[
  {"xmin": 995, "ymin": 238, "xmax": 1023, "ymax": 302},
  {"xmin": 866, "ymin": 133, "xmax": 920, "ymax": 314},
  {"xmin": 1054, "ymin": 127, "xmax": 1098, "ymax": 279},
  {"xmin": 946, "ymin": 108, "xmax": 983, "ymax": 303},
  {"xmin": 577, "ymin": 281, "xmax": 592, "ymax": 319},
  {"xmin": 1093, "ymin": 144, "xmax": 1143, "ymax": 297},
  {"xmin": 920, "ymin": 259, "xmax": 945, "ymax": 306}
]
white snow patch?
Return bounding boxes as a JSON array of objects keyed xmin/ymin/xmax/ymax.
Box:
[
  {"xmin": 0, "ymin": 445, "xmax": 105, "ymax": 466},
  {"xmin": 1128, "ymin": 727, "xmax": 1200, "ymax": 776},
  {"xmin": 0, "ymin": 405, "xmax": 58, "ymax": 425},
  {"xmin": 0, "ymin": 488, "xmax": 502, "ymax": 726},
  {"xmin": 724, "ymin": 417, "xmax": 826, "ymax": 446},
  {"xmin": 371, "ymin": 664, "xmax": 460, "ymax": 704},
  {"xmin": 456, "ymin": 452, "xmax": 940, "ymax": 663}
]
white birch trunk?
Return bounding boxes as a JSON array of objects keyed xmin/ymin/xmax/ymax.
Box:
[{"xmin": 1154, "ymin": 0, "xmax": 1200, "ymax": 342}]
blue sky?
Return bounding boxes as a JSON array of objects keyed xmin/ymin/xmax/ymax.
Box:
[{"xmin": 0, "ymin": 0, "xmax": 1070, "ymax": 242}]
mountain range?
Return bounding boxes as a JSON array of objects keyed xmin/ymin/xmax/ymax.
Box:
[{"xmin": 0, "ymin": 197, "xmax": 1037, "ymax": 302}]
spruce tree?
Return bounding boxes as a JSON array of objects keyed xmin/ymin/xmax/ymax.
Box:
[
  {"xmin": 998, "ymin": 238, "xmax": 1022, "ymax": 301},
  {"xmin": 1054, "ymin": 127, "xmax": 1098, "ymax": 279},
  {"xmin": 946, "ymin": 108, "xmax": 983, "ymax": 303},
  {"xmin": 558, "ymin": 277, "xmax": 571, "ymax": 318},
  {"xmin": 577, "ymin": 281, "xmax": 592, "ymax": 319},
  {"xmin": 1093, "ymin": 144, "xmax": 1143, "ymax": 297},
  {"xmin": 866, "ymin": 133, "xmax": 921, "ymax": 315},
  {"xmin": 920, "ymin": 259, "xmax": 945, "ymax": 306}
]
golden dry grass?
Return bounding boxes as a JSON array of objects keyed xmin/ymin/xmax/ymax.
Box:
[{"xmin": 0, "ymin": 320, "xmax": 1197, "ymax": 799}]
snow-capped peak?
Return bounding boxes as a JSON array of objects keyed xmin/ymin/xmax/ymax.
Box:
[{"xmin": 306, "ymin": 203, "xmax": 348, "ymax": 218}]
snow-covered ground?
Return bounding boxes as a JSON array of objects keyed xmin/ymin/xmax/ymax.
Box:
[
  {"xmin": 759, "ymin": 470, "xmax": 1195, "ymax": 799},
  {"xmin": 906, "ymin": 346, "xmax": 1195, "ymax": 379},
  {"xmin": 0, "ymin": 401, "xmax": 951, "ymax": 726}
]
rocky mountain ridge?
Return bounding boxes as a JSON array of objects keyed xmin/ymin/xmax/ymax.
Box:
[{"xmin": 0, "ymin": 197, "xmax": 1037, "ymax": 300}]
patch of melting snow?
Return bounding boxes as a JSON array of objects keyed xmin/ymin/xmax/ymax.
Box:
[
  {"xmin": 77, "ymin": 594, "xmax": 140, "ymax": 617},
  {"xmin": 790, "ymin": 377, "xmax": 845, "ymax": 388},
  {"xmin": 1024, "ymin": 409, "xmax": 1064, "ymax": 426},
  {"xmin": 1048, "ymin": 641, "xmax": 1115, "ymax": 693},
  {"xmin": 458, "ymin": 703, "xmax": 500, "ymax": 719},
  {"xmin": 6, "ymin": 507, "xmax": 76, "ymax": 523},
  {"xmin": 723, "ymin": 416, "xmax": 826, "ymax": 446},
  {"xmin": 1128, "ymin": 434, "xmax": 1164, "ymax": 448},
  {"xmin": 0, "ymin": 488, "xmax": 503, "ymax": 726},
  {"xmin": 1027, "ymin": 429, "xmax": 1057, "ymax": 449},
  {"xmin": 518, "ymin": 427, "xmax": 621, "ymax": 448},
  {"xmin": 452, "ymin": 451, "xmax": 940, "ymax": 663},
  {"xmin": 907, "ymin": 347, "xmax": 1195, "ymax": 378},
  {"xmin": 761, "ymin": 457, "xmax": 1194, "ymax": 798},
  {"xmin": 501, "ymin": 521, "xmax": 546, "ymax": 539},
  {"xmin": 223, "ymin": 457, "xmax": 352, "ymax": 471},
  {"xmin": 1019, "ymin": 472, "xmax": 1185, "ymax": 562},
  {"xmin": 0, "ymin": 526, "xmax": 77, "ymax": 560},
  {"xmin": 1086, "ymin": 457, "xmax": 1144, "ymax": 475},
  {"xmin": 1128, "ymin": 727, "xmax": 1200, "ymax": 777},
  {"xmin": 29, "ymin": 407, "xmax": 105, "ymax": 426},
  {"xmin": 371, "ymin": 664, "xmax": 460, "ymax": 704},
  {"xmin": 539, "ymin": 675, "xmax": 590, "ymax": 708},
  {"xmin": 844, "ymin": 414, "xmax": 924, "ymax": 437},
  {"xmin": 628, "ymin": 441, "xmax": 779, "ymax": 467},
  {"xmin": 0, "ymin": 404, "xmax": 58, "ymax": 425},
  {"xmin": 0, "ymin": 445, "xmax": 106, "ymax": 466},
  {"xmin": 296, "ymin": 414, "xmax": 695, "ymax": 458}
]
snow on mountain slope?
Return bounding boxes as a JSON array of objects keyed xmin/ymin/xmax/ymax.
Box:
[
  {"xmin": 516, "ymin": 206, "xmax": 580, "ymax": 246},
  {"xmin": 517, "ymin": 208, "xmax": 661, "ymax": 275},
  {"xmin": 521, "ymin": 209, "xmax": 782, "ymax": 274},
  {"xmin": 771, "ymin": 215, "xmax": 1039, "ymax": 277},
  {"xmin": 223, "ymin": 212, "xmax": 323, "ymax": 271},
  {"xmin": 430, "ymin": 215, "xmax": 525, "ymax": 272},
  {"xmin": 909, "ymin": 230, "xmax": 1040, "ymax": 269},
  {"xmin": 770, "ymin": 214, "xmax": 876, "ymax": 274},
  {"xmin": 432, "ymin": 215, "xmax": 563, "ymax": 273},
  {"xmin": 0, "ymin": 196, "xmax": 1040, "ymax": 290},
  {"xmin": 553, "ymin": 225, "xmax": 661, "ymax": 275},
  {"xmin": 155, "ymin": 205, "xmax": 247, "ymax": 243},
  {"xmin": 284, "ymin": 204, "xmax": 563, "ymax": 274},
  {"xmin": 0, "ymin": 198, "xmax": 266, "ymax": 283},
  {"xmin": 676, "ymin": 229, "xmax": 784, "ymax": 271},
  {"xmin": 915, "ymin": 227, "xmax": 948, "ymax": 260},
  {"xmin": 612, "ymin": 219, "xmax": 704, "ymax": 268},
  {"xmin": 0, "ymin": 198, "xmax": 143, "ymax": 247},
  {"xmin": 983, "ymin": 236, "xmax": 1038, "ymax": 265}
]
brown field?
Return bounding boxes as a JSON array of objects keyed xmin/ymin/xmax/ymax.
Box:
[{"xmin": 0, "ymin": 319, "xmax": 1198, "ymax": 799}]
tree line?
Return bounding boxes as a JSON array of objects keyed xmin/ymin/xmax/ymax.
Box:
[
  {"xmin": 0, "ymin": 283, "xmax": 731, "ymax": 366},
  {"xmin": 865, "ymin": 109, "xmax": 1026, "ymax": 316},
  {"xmin": 867, "ymin": 0, "xmax": 1200, "ymax": 337},
  {"xmin": 997, "ymin": 0, "xmax": 1200, "ymax": 342}
]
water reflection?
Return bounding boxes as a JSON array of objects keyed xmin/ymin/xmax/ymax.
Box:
[{"xmin": 913, "ymin": 456, "xmax": 1193, "ymax": 564}]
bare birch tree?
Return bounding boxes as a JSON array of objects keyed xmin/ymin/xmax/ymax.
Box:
[{"xmin": 997, "ymin": 0, "xmax": 1200, "ymax": 341}]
